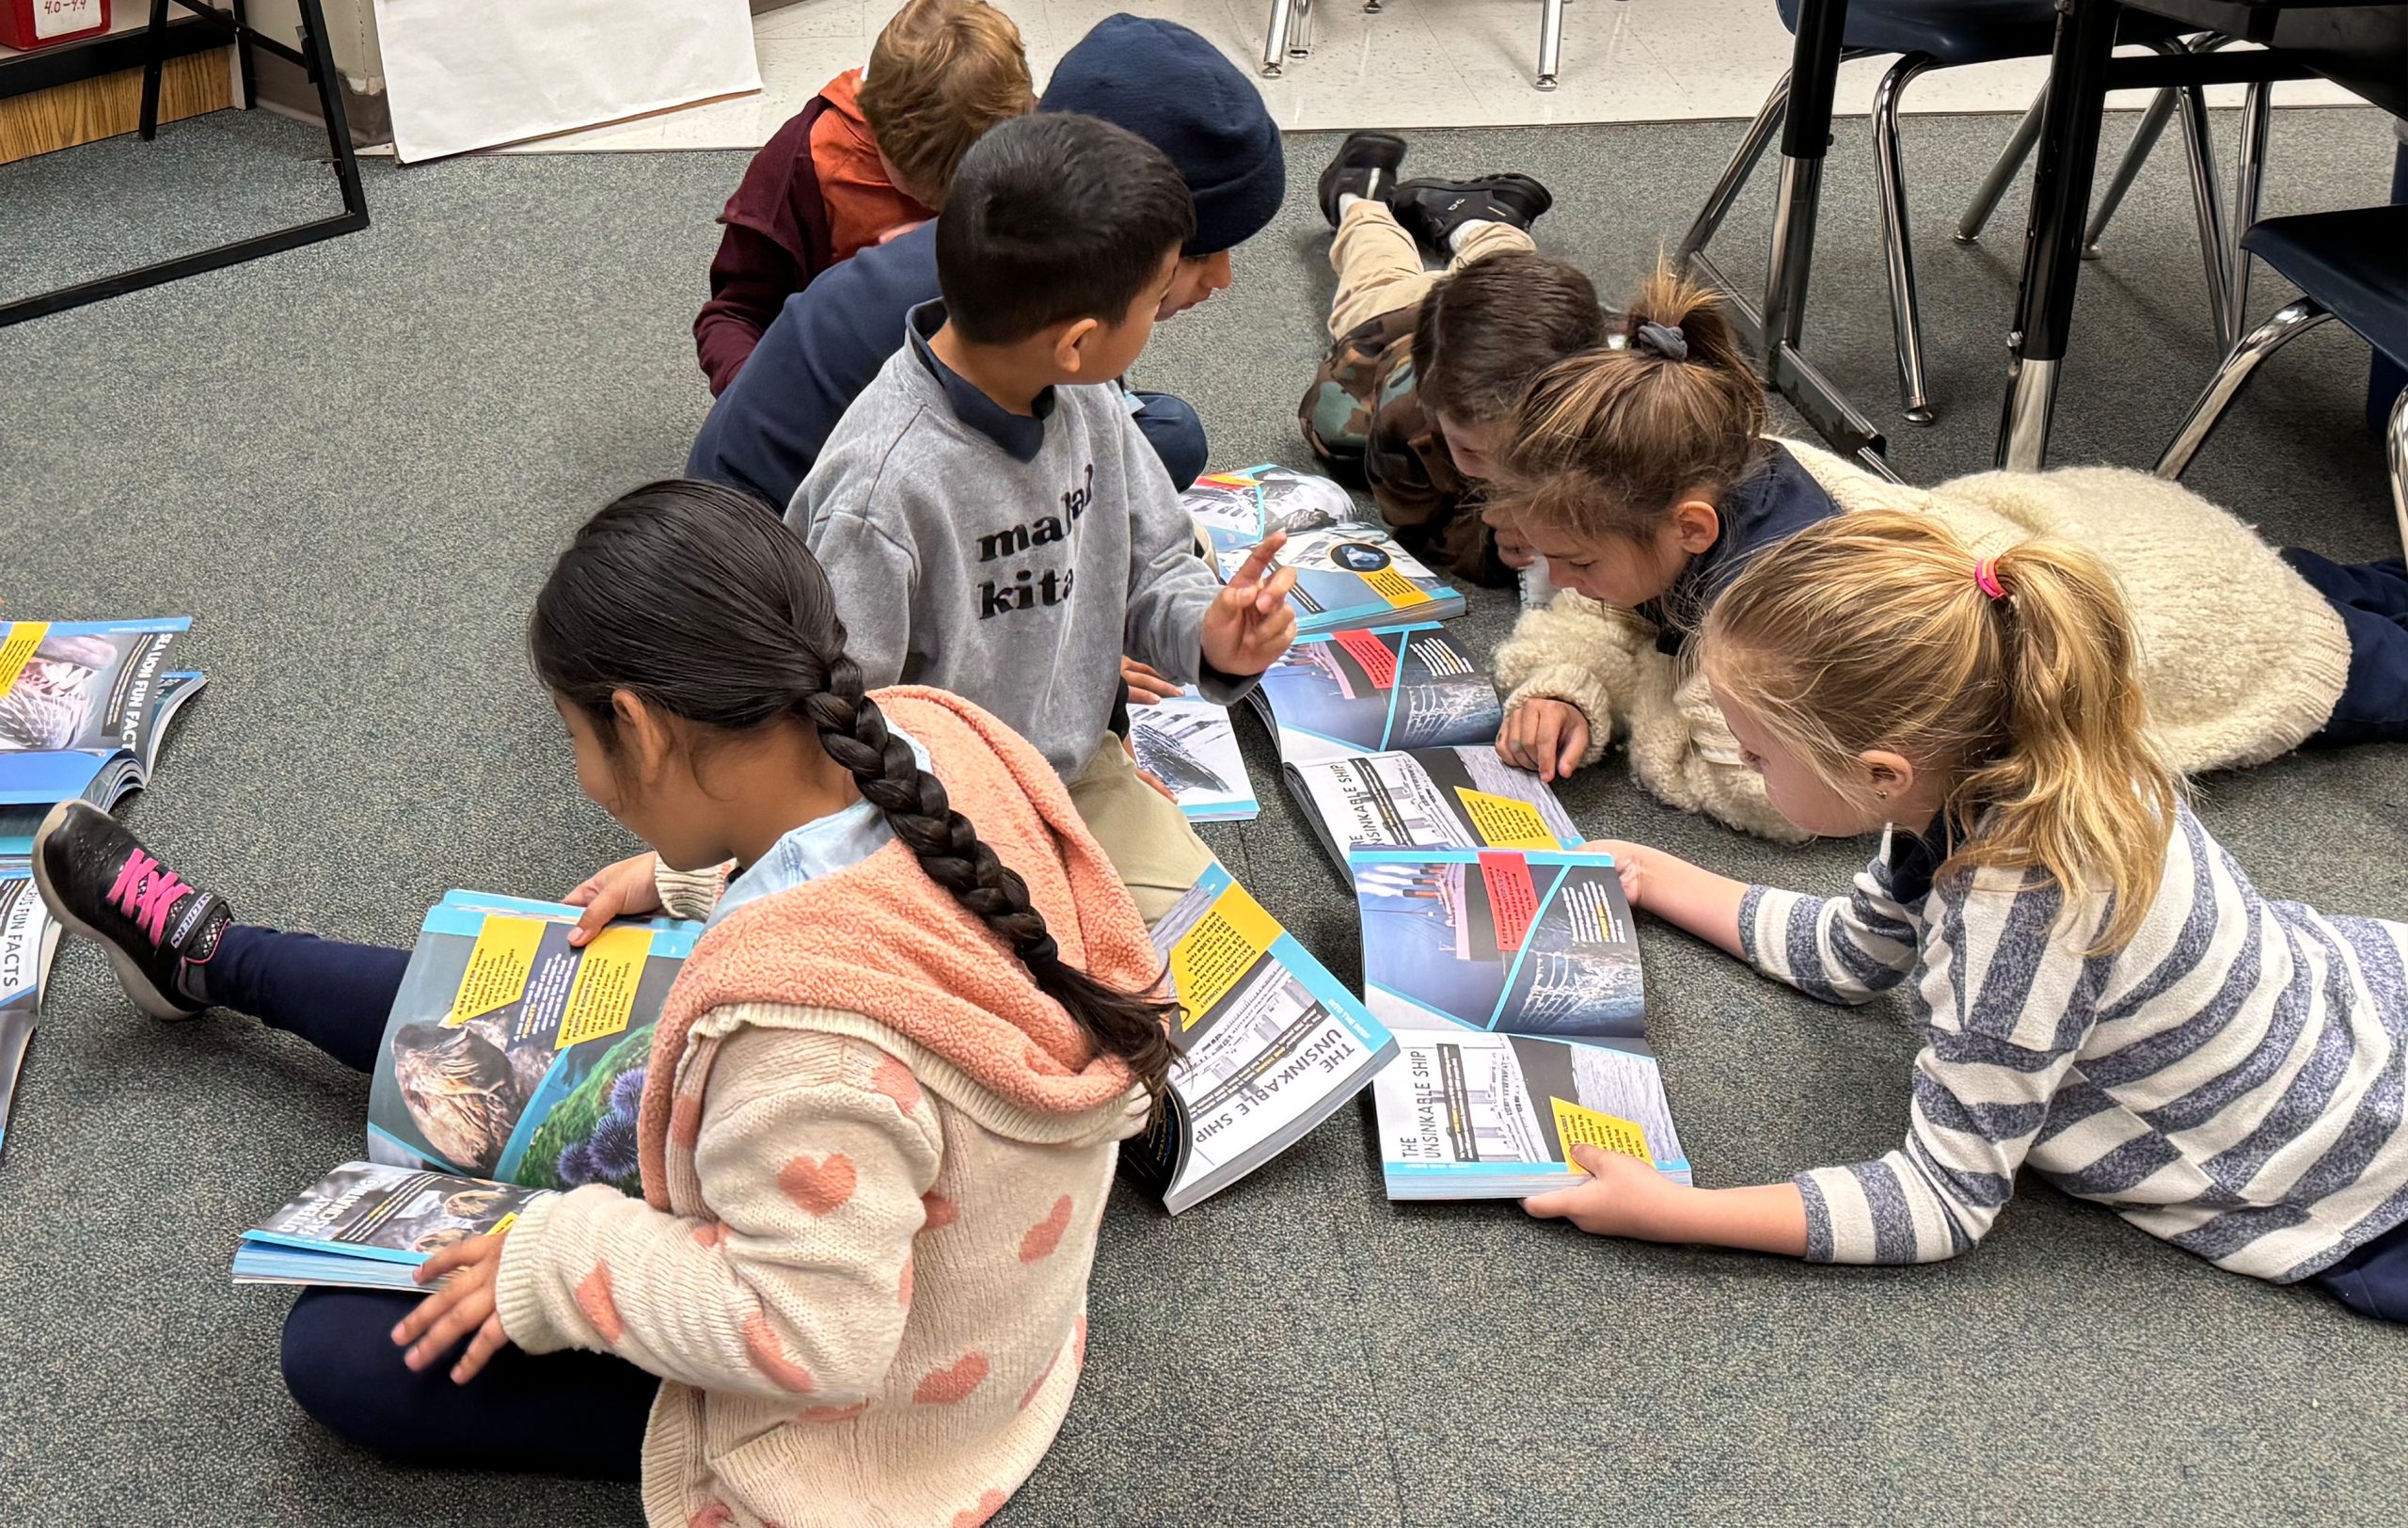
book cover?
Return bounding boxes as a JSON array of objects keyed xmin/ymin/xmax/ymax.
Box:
[
  {"xmin": 1181, "ymin": 465, "xmax": 1465, "ymax": 633},
  {"xmin": 1121, "ymin": 861, "xmax": 1396, "ymax": 1215},
  {"xmin": 0, "ymin": 621, "xmax": 198, "ymax": 807},
  {"xmin": 1127, "ymin": 696, "xmax": 1259, "ymax": 822},
  {"xmin": 366, "ymin": 891, "xmax": 702, "ymax": 1192},
  {"xmin": 234, "ymin": 1162, "xmax": 550, "ymax": 1292},
  {"xmin": 1352, "ymin": 849, "xmax": 1643, "ymax": 1042},
  {"xmin": 1371, "ymin": 1028, "xmax": 1691, "ymax": 1201},
  {"xmin": 0, "ymin": 866, "xmax": 57, "ymax": 1161},
  {"xmin": 1250, "ymin": 624, "xmax": 1501, "ymax": 765},
  {"xmin": 1285, "ymin": 746, "xmax": 1581, "ymax": 871}
]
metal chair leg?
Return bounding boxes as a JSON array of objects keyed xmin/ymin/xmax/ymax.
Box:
[
  {"xmin": 1537, "ymin": 0, "xmax": 1565, "ymax": 89},
  {"xmin": 229, "ymin": 0, "xmax": 259, "ymax": 108},
  {"xmin": 2156, "ymin": 297, "xmax": 2334, "ymax": 479},
  {"xmin": 138, "ymin": 0, "xmax": 172, "ymax": 138},
  {"xmin": 1677, "ymin": 73, "xmax": 1788, "ymax": 264},
  {"xmin": 2176, "ymin": 81, "xmax": 2235, "ymax": 352},
  {"xmin": 2080, "ymin": 87, "xmax": 2178, "ymax": 257},
  {"xmin": 1262, "ymin": 0, "xmax": 1293, "ymax": 76},
  {"xmin": 2228, "ymin": 79, "xmax": 2272, "ymax": 329},
  {"xmin": 2388, "ymin": 386, "xmax": 2408, "ymax": 556},
  {"xmin": 1956, "ymin": 87, "xmax": 2047, "ymax": 245},
  {"xmin": 1872, "ymin": 54, "xmax": 1940, "ymax": 424}
]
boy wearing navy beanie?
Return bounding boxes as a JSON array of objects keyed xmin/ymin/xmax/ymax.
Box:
[{"xmin": 689, "ymin": 14, "xmax": 1283, "ymax": 509}]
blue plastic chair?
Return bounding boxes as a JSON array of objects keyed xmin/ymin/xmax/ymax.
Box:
[
  {"xmin": 1679, "ymin": 0, "xmax": 2250, "ymax": 425},
  {"xmin": 2158, "ymin": 204, "xmax": 2408, "ymax": 553}
]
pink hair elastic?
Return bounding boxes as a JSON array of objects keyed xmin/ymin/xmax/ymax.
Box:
[{"xmin": 1973, "ymin": 558, "xmax": 2007, "ymax": 601}]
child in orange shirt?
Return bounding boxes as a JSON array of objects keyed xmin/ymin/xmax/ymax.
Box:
[{"xmin": 696, "ymin": 0, "xmax": 1034, "ymax": 394}]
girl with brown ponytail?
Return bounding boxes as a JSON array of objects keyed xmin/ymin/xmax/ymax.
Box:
[
  {"xmin": 30, "ymin": 481, "xmax": 1171, "ymax": 1524},
  {"xmin": 1490, "ymin": 265, "xmax": 2383, "ymax": 844},
  {"xmin": 1527, "ymin": 512, "xmax": 2408, "ymax": 1323}
]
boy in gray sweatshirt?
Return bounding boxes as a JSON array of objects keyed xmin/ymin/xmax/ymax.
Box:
[{"xmin": 789, "ymin": 112, "xmax": 1298, "ymax": 922}]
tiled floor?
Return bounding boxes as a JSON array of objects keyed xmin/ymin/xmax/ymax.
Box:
[{"xmin": 494, "ymin": 0, "xmax": 2356, "ymax": 152}]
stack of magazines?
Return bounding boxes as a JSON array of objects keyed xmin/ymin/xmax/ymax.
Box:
[{"xmin": 0, "ymin": 617, "xmax": 206, "ymax": 1160}]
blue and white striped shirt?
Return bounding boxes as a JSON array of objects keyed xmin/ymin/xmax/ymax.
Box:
[{"xmin": 1740, "ymin": 804, "xmax": 2408, "ymax": 1281}]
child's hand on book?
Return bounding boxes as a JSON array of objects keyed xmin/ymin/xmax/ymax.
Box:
[
  {"xmin": 396, "ymin": 1233, "xmax": 512, "ymax": 1384},
  {"xmin": 1497, "ymin": 698, "xmax": 1591, "ymax": 783},
  {"xmin": 1121, "ymin": 658, "xmax": 1184, "ymax": 706},
  {"xmin": 564, "ymin": 852, "xmax": 664, "ymax": 947},
  {"xmin": 1520, "ymin": 1144, "xmax": 1684, "ymax": 1238},
  {"xmin": 1580, "ymin": 838, "xmax": 1653, "ymax": 910},
  {"xmin": 1200, "ymin": 532, "xmax": 1298, "ymax": 676}
]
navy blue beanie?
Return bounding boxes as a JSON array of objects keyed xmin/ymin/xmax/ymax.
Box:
[{"xmin": 1039, "ymin": 14, "xmax": 1284, "ymax": 257}]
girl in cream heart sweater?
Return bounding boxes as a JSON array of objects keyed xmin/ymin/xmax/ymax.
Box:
[
  {"xmin": 32, "ymin": 481, "xmax": 1189, "ymax": 1528},
  {"xmin": 1487, "ymin": 267, "xmax": 2400, "ymax": 843}
]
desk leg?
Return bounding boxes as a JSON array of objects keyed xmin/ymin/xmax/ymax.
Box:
[
  {"xmin": 1762, "ymin": 0, "xmax": 1848, "ymax": 362},
  {"xmin": 1995, "ymin": 0, "xmax": 2118, "ymax": 470}
]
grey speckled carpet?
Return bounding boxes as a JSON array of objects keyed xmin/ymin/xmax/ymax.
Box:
[{"xmin": 4, "ymin": 102, "xmax": 2405, "ymax": 1527}]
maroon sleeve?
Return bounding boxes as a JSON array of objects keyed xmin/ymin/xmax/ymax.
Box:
[{"xmin": 694, "ymin": 221, "xmax": 801, "ymax": 394}]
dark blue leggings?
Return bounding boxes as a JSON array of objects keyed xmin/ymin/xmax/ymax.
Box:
[
  {"xmin": 2312, "ymin": 1215, "xmax": 2408, "ymax": 1322},
  {"xmin": 2285, "ymin": 550, "xmax": 2408, "ymax": 747},
  {"xmin": 207, "ymin": 926, "xmax": 657, "ymax": 1479}
]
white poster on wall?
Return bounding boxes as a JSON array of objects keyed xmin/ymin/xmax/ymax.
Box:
[{"xmin": 373, "ymin": 0, "xmax": 761, "ymax": 162}]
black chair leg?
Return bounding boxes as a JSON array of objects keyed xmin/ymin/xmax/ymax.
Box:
[
  {"xmin": 230, "ymin": 0, "xmax": 259, "ymax": 107},
  {"xmin": 138, "ymin": 0, "xmax": 172, "ymax": 139}
]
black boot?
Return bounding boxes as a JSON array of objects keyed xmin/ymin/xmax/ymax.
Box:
[
  {"xmin": 1391, "ymin": 173, "xmax": 1555, "ymax": 247},
  {"xmin": 1317, "ymin": 131, "xmax": 1409, "ymax": 229},
  {"xmin": 31, "ymin": 800, "xmax": 231, "ymax": 1020}
]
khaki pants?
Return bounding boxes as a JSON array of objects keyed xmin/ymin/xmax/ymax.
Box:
[
  {"xmin": 1326, "ymin": 199, "xmax": 1538, "ymax": 342},
  {"xmin": 1069, "ymin": 734, "xmax": 1215, "ymax": 929}
]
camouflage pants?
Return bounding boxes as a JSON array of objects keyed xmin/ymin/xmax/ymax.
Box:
[{"xmin": 1326, "ymin": 199, "xmax": 1537, "ymax": 342}]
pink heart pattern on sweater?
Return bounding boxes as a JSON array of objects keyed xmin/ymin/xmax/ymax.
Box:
[
  {"xmin": 913, "ymin": 1351, "xmax": 990, "ymax": 1405},
  {"xmin": 576, "ymin": 1262, "xmax": 625, "ymax": 1343},
  {"xmin": 870, "ymin": 1053, "xmax": 923, "ymax": 1113},
  {"xmin": 778, "ymin": 1153, "xmax": 857, "ymax": 1216},
  {"xmin": 1018, "ymin": 1195, "xmax": 1073, "ymax": 1263},
  {"xmin": 688, "ymin": 1504, "xmax": 733, "ymax": 1528},
  {"xmin": 952, "ymin": 1489, "xmax": 1008, "ymax": 1527},
  {"xmin": 920, "ymin": 1190, "xmax": 958, "ymax": 1231},
  {"xmin": 742, "ymin": 1310, "xmax": 818, "ymax": 1393}
]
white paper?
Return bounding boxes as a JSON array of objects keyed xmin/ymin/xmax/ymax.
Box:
[
  {"xmin": 373, "ymin": 0, "xmax": 762, "ymax": 162},
  {"xmin": 34, "ymin": 0, "xmax": 104, "ymax": 40}
]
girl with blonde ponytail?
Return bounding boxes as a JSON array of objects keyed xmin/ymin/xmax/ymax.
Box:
[
  {"xmin": 1491, "ymin": 269, "xmax": 2399, "ymax": 843},
  {"xmin": 1525, "ymin": 512, "xmax": 2408, "ymax": 1320}
]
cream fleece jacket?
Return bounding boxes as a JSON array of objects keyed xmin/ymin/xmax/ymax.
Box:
[
  {"xmin": 1495, "ymin": 441, "xmax": 2354, "ymax": 841},
  {"xmin": 492, "ymin": 688, "xmax": 1156, "ymax": 1528}
]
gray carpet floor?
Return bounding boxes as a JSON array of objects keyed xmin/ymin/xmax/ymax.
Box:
[{"xmin": 3, "ymin": 102, "xmax": 2404, "ymax": 1526}]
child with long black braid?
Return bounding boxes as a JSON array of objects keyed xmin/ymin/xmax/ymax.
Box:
[{"xmin": 31, "ymin": 480, "xmax": 1172, "ymax": 1527}]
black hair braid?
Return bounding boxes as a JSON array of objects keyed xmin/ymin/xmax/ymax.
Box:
[
  {"xmin": 530, "ymin": 478, "xmax": 1175, "ymax": 1099},
  {"xmin": 800, "ymin": 633, "xmax": 1176, "ymax": 1096}
]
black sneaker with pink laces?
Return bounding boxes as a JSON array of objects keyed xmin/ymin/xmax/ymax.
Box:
[{"xmin": 31, "ymin": 800, "xmax": 231, "ymax": 1020}]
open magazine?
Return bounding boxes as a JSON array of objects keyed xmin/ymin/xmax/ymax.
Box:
[
  {"xmin": 0, "ymin": 866, "xmax": 60, "ymax": 1160},
  {"xmin": 366, "ymin": 889, "xmax": 702, "ymax": 1192},
  {"xmin": 1121, "ymin": 861, "xmax": 1395, "ymax": 1214},
  {"xmin": 1371, "ymin": 1028, "xmax": 1690, "ymax": 1200},
  {"xmin": 1181, "ymin": 465, "xmax": 1465, "ymax": 632},
  {"xmin": 0, "ymin": 620, "xmax": 206, "ymax": 808},
  {"xmin": 1127, "ymin": 696, "xmax": 1258, "ymax": 822},
  {"xmin": 1286, "ymin": 745, "xmax": 1581, "ymax": 871},
  {"xmin": 1352, "ymin": 849, "xmax": 1643, "ymax": 1040},
  {"xmin": 234, "ymin": 1162, "xmax": 550, "ymax": 1291},
  {"xmin": 1249, "ymin": 623, "xmax": 1501, "ymax": 765}
]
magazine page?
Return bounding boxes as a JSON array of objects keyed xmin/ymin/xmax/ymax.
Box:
[
  {"xmin": 1215, "ymin": 527, "xmax": 1465, "ymax": 635},
  {"xmin": 1352, "ymin": 849, "xmax": 1643, "ymax": 1042},
  {"xmin": 1285, "ymin": 746, "xmax": 1581, "ymax": 869},
  {"xmin": 1122, "ymin": 862, "xmax": 1396, "ymax": 1214},
  {"xmin": 1127, "ymin": 696, "xmax": 1259, "ymax": 822},
  {"xmin": 234, "ymin": 1162, "xmax": 550, "ymax": 1290},
  {"xmin": 0, "ymin": 867, "xmax": 55, "ymax": 1160},
  {"xmin": 1371, "ymin": 1028, "xmax": 1691, "ymax": 1201},
  {"xmin": 366, "ymin": 893, "xmax": 702, "ymax": 1190},
  {"xmin": 0, "ymin": 620, "xmax": 190, "ymax": 806},
  {"xmin": 0, "ymin": 806, "xmax": 39, "ymax": 861},
  {"xmin": 1255, "ymin": 624, "xmax": 1502, "ymax": 765},
  {"xmin": 1180, "ymin": 464, "xmax": 1373, "ymax": 549}
]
